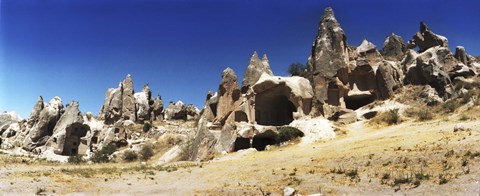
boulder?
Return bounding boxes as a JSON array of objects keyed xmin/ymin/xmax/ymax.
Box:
[
  {"xmin": 165, "ymin": 101, "xmax": 187, "ymax": 120},
  {"xmin": 241, "ymin": 51, "xmax": 274, "ymax": 92},
  {"xmin": 381, "ymin": 33, "xmax": 406, "ymax": 61},
  {"xmin": 307, "ymin": 7, "xmax": 350, "ymax": 106},
  {"xmin": 121, "ymin": 74, "xmax": 136, "ymax": 121},
  {"xmin": 24, "ymin": 96, "xmax": 64, "ymax": 151},
  {"xmin": 216, "ymin": 68, "xmax": 242, "ymax": 123},
  {"xmin": 47, "ymin": 101, "xmax": 90, "ymax": 155},
  {"xmin": 407, "ymin": 22, "xmax": 448, "ymax": 52},
  {"xmin": 100, "ymin": 87, "xmax": 123, "ymax": 124},
  {"xmin": 152, "ymin": 95, "xmax": 164, "ymax": 121}
]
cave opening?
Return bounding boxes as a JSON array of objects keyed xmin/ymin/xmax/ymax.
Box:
[
  {"xmin": 252, "ymin": 136, "xmax": 276, "ymax": 151},
  {"xmin": 233, "ymin": 137, "xmax": 251, "ymax": 151},
  {"xmin": 344, "ymin": 94, "xmax": 375, "ymax": 110},
  {"xmin": 234, "ymin": 111, "xmax": 248, "ymax": 122},
  {"xmin": 255, "ymin": 90, "xmax": 296, "ymax": 126}
]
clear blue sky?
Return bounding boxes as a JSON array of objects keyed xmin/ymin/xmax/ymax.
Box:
[{"xmin": 1, "ymin": 0, "xmax": 479, "ymax": 118}]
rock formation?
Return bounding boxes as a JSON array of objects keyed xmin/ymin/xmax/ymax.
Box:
[
  {"xmin": 46, "ymin": 101, "xmax": 90, "ymax": 155},
  {"xmin": 407, "ymin": 22, "xmax": 449, "ymax": 52},
  {"xmin": 134, "ymin": 84, "xmax": 154, "ymax": 122},
  {"xmin": 23, "ymin": 96, "xmax": 64, "ymax": 152},
  {"xmin": 215, "ymin": 68, "xmax": 242, "ymax": 123},
  {"xmin": 121, "ymin": 74, "xmax": 137, "ymax": 121},
  {"xmin": 152, "ymin": 95, "xmax": 164, "ymax": 121},
  {"xmin": 241, "ymin": 51, "xmax": 274, "ymax": 93},
  {"xmin": 381, "ymin": 33, "xmax": 406, "ymax": 61},
  {"xmin": 307, "ymin": 7, "xmax": 350, "ymax": 108}
]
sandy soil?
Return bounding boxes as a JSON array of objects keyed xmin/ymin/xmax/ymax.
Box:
[{"xmin": 1, "ymin": 116, "xmax": 479, "ymax": 195}]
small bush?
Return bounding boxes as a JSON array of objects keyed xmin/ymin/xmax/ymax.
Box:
[
  {"xmin": 68, "ymin": 154, "xmax": 85, "ymax": 164},
  {"xmin": 123, "ymin": 150, "xmax": 138, "ymax": 162},
  {"xmin": 139, "ymin": 145, "xmax": 154, "ymax": 161},
  {"xmin": 143, "ymin": 122, "xmax": 152, "ymax": 132},
  {"xmin": 287, "ymin": 63, "xmax": 307, "ymax": 77},
  {"xmin": 442, "ymin": 100, "xmax": 459, "ymax": 113},
  {"xmin": 90, "ymin": 143, "xmax": 117, "ymax": 163},
  {"xmin": 417, "ymin": 110, "xmax": 433, "ymax": 121},
  {"xmin": 370, "ymin": 109, "xmax": 400, "ymax": 126},
  {"xmin": 459, "ymin": 115, "xmax": 469, "ymax": 121},
  {"xmin": 276, "ymin": 126, "xmax": 304, "ymax": 143}
]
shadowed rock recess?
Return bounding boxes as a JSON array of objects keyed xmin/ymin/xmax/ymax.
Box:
[{"xmin": 0, "ymin": 7, "xmax": 478, "ymax": 166}]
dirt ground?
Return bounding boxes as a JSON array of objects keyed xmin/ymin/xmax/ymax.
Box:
[{"xmin": 1, "ymin": 116, "xmax": 479, "ymax": 195}]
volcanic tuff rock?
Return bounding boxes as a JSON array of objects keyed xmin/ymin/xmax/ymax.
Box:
[
  {"xmin": 135, "ymin": 84, "xmax": 154, "ymax": 122},
  {"xmin": 307, "ymin": 7, "xmax": 349, "ymax": 105},
  {"xmin": 46, "ymin": 101, "xmax": 90, "ymax": 155},
  {"xmin": 216, "ymin": 68, "xmax": 242, "ymax": 123},
  {"xmin": 24, "ymin": 96, "xmax": 64, "ymax": 151},
  {"xmin": 27, "ymin": 96, "xmax": 44, "ymax": 127},
  {"xmin": 241, "ymin": 51, "xmax": 274, "ymax": 93},
  {"xmin": 408, "ymin": 22, "xmax": 449, "ymax": 52},
  {"xmin": 381, "ymin": 33, "xmax": 406, "ymax": 61},
  {"xmin": 121, "ymin": 74, "xmax": 136, "ymax": 121},
  {"xmin": 454, "ymin": 46, "xmax": 469, "ymax": 65},
  {"xmin": 152, "ymin": 95, "xmax": 164, "ymax": 121}
]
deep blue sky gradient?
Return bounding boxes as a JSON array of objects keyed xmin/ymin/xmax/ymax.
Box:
[{"xmin": 1, "ymin": 0, "xmax": 479, "ymax": 118}]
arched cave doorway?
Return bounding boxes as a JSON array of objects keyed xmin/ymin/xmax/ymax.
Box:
[
  {"xmin": 234, "ymin": 111, "xmax": 248, "ymax": 122},
  {"xmin": 344, "ymin": 94, "xmax": 375, "ymax": 110},
  {"xmin": 255, "ymin": 88, "xmax": 296, "ymax": 126}
]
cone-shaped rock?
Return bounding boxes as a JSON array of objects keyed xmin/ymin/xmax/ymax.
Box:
[{"xmin": 241, "ymin": 51, "xmax": 274, "ymax": 93}]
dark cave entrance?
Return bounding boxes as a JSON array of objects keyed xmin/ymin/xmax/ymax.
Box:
[
  {"xmin": 233, "ymin": 137, "xmax": 251, "ymax": 151},
  {"xmin": 344, "ymin": 94, "xmax": 375, "ymax": 110},
  {"xmin": 255, "ymin": 93, "xmax": 296, "ymax": 126},
  {"xmin": 234, "ymin": 111, "xmax": 248, "ymax": 122},
  {"xmin": 252, "ymin": 136, "xmax": 276, "ymax": 151}
]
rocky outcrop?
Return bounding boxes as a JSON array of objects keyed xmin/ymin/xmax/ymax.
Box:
[
  {"xmin": 381, "ymin": 33, "xmax": 406, "ymax": 61},
  {"xmin": 24, "ymin": 96, "xmax": 64, "ymax": 151},
  {"xmin": 407, "ymin": 22, "xmax": 448, "ymax": 52},
  {"xmin": 152, "ymin": 95, "xmax": 164, "ymax": 121},
  {"xmin": 376, "ymin": 61, "xmax": 403, "ymax": 99},
  {"xmin": 121, "ymin": 75, "xmax": 136, "ymax": 121},
  {"xmin": 164, "ymin": 101, "xmax": 199, "ymax": 121},
  {"xmin": 134, "ymin": 85, "xmax": 154, "ymax": 122},
  {"xmin": 241, "ymin": 51, "xmax": 274, "ymax": 92},
  {"xmin": 216, "ymin": 68, "xmax": 242, "ymax": 123},
  {"xmin": 404, "ymin": 46, "xmax": 453, "ymax": 96},
  {"xmin": 307, "ymin": 7, "xmax": 349, "ymax": 107},
  {"xmin": 27, "ymin": 96, "xmax": 44, "ymax": 127},
  {"xmin": 100, "ymin": 86, "xmax": 123, "ymax": 124},
  {"xmin": 46, "ymin": 101, "xmax": 90, "ymax": 155},
  {"xmin": 454, "ymin": 46, "xmax": 469, "ymax": 65}
]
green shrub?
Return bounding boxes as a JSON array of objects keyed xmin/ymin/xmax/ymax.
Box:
[
  {"xmin": 90, "ymin": 143, "xmax": 117, "ymax": 163},
  {"xmin": 68, "ymin": 154, "xmax": 85, "ymax": 164},
  {"xmin": 123, "ymin": 150, "xmax": 138, "ymax": 162},
  {"xmin": 417, "ymin": 110, "xmax": 433, "ymax": 121},
  {"xmin": 139, "ymin": 145, "xmax": 154, "ymax": 161},
  {"xmin": 143, "ymin": 122, "xmax": 152, "ymax": 132},
  {"xmin": 287, "ymin": 62, "xmax": 307, "ymax": 77},
  {"xmin": 276, "ymin": 126, "xmax": 304, "ymax": 143}
]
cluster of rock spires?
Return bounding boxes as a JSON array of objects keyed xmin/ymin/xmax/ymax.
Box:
[{"xmin": 0, "ymin": 7, "xmax": 478, "ymax": 161}]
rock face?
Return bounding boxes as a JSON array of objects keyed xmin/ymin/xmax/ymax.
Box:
[
  {"xmin": 216, "ymin": 68, "xmax": 242, "ymax": 122},
  {"xmin": 134, "ymin": 85, "xmax": 154, "ymax": 122},
  {"xmin": 307, "ymin": 7, "xmax": 350, "ymax": 107},
  {"xmin": 408, "ymin": 22, "xmax": 448, "ymax": 52},
  {"xmin": 152, "ymin": 95, "xmax": 164, "ymax": 121},
  {"xmin": 164, "ymin": 101, "xmax": 199, "ymax": 121},
  {"xmin": 27, "ymin": 96, "xmax": 44, "ymax": 127},
  {"xmin": 381, "ymin": 33, "xmax": 406, "ymax": 61},
  {"xmin": 376, "ymin": 61, "xmax": 403, "ymax": 99},
  {"xmin": 241, "ymin": 51, "xmax": 274, "ymax": 92},
  {"xmin": 46, "ymin": 101, "xmax": 90, "ymax": 155},
  {"xmin": 24, "ymin": 96, "xmax": 64, "ymax": 151},
  {"xmin": 121, "ymin": 74, "xmax": 137, "ymax": 121},
  {"xmin": 404, "ymin": 46, "xmax": 454, "ymax": 96}
]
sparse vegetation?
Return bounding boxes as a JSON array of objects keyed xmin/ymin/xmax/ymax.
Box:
[
  {"xmin": 35, "ymin": 187, "xmax": 46, "ymax": 195},
  {"xmin": 139, "ymin": 145, "xmax": 154, "ymax": 161},
  {"xmin": 90, "ymin": 143, "xmax": 117, "ymax": 163},
  {"xmin": 287, "ymin": 62, "xmax": 307, "ymax": 77},
  {"xmin": 369, "ymin": 109, "xmax": 400, "ymax": 126},
  {"xmin": 276, "ymin": 126, "xmax": 304, "ymax": 143},
  {"xmin": 441, "ymin": 99, "xmax": 459, "ymax": 113},
  {"xmin": 123, "ymin": 150, "xmax": 138, "ymax": 162},
  {"xmin": 68, "ymin": 154, "xmax": 85, "ymax": 164},
  {"xmin": 179, "ymin": 137, "xmax": 194, "ymax": 161}
]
